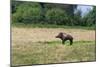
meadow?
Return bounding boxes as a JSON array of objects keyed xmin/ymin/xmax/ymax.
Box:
[{"xmin": 11, "ymin": 25, "xmax": 96, "ymax": 66}]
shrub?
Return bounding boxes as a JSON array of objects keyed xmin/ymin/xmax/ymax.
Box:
[{"xmin": 45, "ymin": 8, "xmax": 69, "ymax": 25}]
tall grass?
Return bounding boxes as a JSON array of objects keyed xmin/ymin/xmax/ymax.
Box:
[
  {"xmin": 12, "ymin": 23, "xmax": 96, "ymax": 30},
  {"xmin": 12, "ymin": 41, "xmax": 96, "ymax": 66}
]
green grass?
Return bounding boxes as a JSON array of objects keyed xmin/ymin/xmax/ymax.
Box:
[
  {"xmin": 12, "ymin": 23, "xmax": 96, "ymax": 30},
  {"xmin": 12, "ymin": 41, "xmax": 96, "ymax": 66}
]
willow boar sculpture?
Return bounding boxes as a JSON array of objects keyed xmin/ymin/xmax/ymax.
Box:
[{"xmin": 56, "ymin": 32, "xmax": 73, "ymax": 45}]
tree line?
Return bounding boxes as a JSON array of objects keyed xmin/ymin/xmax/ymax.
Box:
[{"xmin": 12, "ymin": 1, "xmax": 96, "ymax": 26}]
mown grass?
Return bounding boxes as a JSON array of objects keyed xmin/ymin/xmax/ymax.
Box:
[
  {"xmin": 11, "ymin": 41, "xmax": 96, "ymax": 66},
  {"xmin": 12, "ymin": 23, "xmax": 96, "ymax": 30}
]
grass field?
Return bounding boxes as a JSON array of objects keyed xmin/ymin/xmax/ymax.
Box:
[
  {"xmin": 12, "ymin": 26, "xmax": 96, "ymax": 66},
  {"xmin": 12, "ymin": 23, "xmax": 96, "ymax": 30}
]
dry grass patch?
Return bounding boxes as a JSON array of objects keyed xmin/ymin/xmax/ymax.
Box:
[{"xmin": 12, "ymin": 27, "xmax": 95, "ymax": 43}]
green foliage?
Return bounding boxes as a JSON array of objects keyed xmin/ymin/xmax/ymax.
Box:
[
  {"xmin": 73, "ymin": 10, "xmax": 82, "ymax": 26},
  {"xmin": 11, "ymin": 1, "xmax": 96, "ymax": 27},
  {"xmin": 82, "ymin": 6, "xmax": 96, "ymax": 26},
  {"xmin": 12, "ymin": 2, "xmax": 42, "ymax": 23},
  {"xmin": 45, "ymin": 8, "xmax": 69, "ymax": 25}
]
